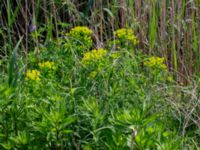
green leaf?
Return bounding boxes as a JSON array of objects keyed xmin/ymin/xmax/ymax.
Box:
[{"xmin": 8, "ymin": 36, "xmax": 23, "ymax": 87}]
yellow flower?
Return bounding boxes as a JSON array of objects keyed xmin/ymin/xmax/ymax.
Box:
[
  {"xmin": 26, "ymin": 69, "xmax": 40, "ymax": 81},
  {"xmin": 144, "ymin": 56, "xmax": 167, "ymax": 71},
  {"xmin": 82, "ymin": 48, "xmax": 107, "ymax": 65},
  {"xmin": 114, "ymin": 28, "xmax": 138, "ymax": 45},
  {"xmin": 66, "ymin": 26, "xmax": 93, "ymax": 53},
  {"xmin": 38, "ymin": 61, "xmax": 56, "ymax": 70},
  {"xmin": 68, "ymin": 26, "xmax": 93, "ymax": 37}
]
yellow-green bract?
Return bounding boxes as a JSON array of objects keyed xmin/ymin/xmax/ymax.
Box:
[
  {"xmin": 144, "ymin": 56, "xmax": 167, "ymax": 71},
  {"xmin": 66, "ymin": 26, "xmax": 93, "ymax": 53},
  {"xmin": 82, "ymin": 48, "xmax": 107, "ymax": 65},
  {"xmin": 114, "ymin": 28, "xmax": 138, "ymax": 45},
  {"xmin": 39, "ymin": 61, "xmax": 56, "ymax": 70},
  {"xmin": 26, "ymin": 69, "xmax": 41, "ymax": 81}
]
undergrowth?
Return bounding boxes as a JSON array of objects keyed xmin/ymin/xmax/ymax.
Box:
[{"xmin": 0, "ymin": 27, "xmax": 200, "ymax": 149}]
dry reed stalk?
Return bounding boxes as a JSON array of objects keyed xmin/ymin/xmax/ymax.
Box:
[
  {"xmin": 118, "ymin": 0, "xmax": 126, "ymax": 28},
  {"xmin": 160, "ymin": 0, "xmax": 168, "ymax": 67}
]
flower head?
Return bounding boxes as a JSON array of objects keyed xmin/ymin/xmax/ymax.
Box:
[
  {"xmin": 39, "ymin": 61, "xmax": 56, "ymax": 70},
  {"xmin": 82, "ymin": 48, "xmax": 107, "ymax": 65},
  {"xmin": 29, "ymin": 24, "xmax": 37, "ymax": 32},
  {"xmin": 144, "ymin": 56, "xmax": 167, "ymax": 71},
  {"xmin": 26, "ymin": 69, "xmax": 41, "ymax": 81},
  {"xmin": 66, "ymin": 26, "xmax": 93, "ymax": 53},
  {"xmin": 68, "ymin": 26, "xmax": 93, "ymax": 37},
  {"xmin": 114, "ymin": 28, "xmax": 138, "ymax": 45}
]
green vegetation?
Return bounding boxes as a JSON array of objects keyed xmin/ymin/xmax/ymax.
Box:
[{"xmin": 1, "ymin": 1, "xmax": 200, "ymax": 149}]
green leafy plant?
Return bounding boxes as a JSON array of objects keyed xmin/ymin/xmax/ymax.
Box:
[{"xmin": 0, "ymin": 25, "xmax": 198, "ymax": 150}]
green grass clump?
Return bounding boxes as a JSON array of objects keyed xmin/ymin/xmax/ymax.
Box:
[{"xmin": 0, "ymin": 26, "xmax": 200, "ymax": 149}]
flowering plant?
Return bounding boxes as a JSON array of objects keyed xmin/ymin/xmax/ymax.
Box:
[{"xmin": 66, "ymin": 26, "xmax": 93, "ymax": 54}]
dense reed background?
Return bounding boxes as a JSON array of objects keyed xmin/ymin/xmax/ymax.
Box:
[{"xmin": 1, "ymin": 0, "xmax": 200, "ymax": 82}]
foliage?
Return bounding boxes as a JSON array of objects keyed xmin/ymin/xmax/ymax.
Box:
[{"xmin": 0, "ymin": 26, "xmax": 200, "ymax": 150}]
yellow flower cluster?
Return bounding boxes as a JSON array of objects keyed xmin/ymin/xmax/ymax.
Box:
[
  {"xmin": 114, "ymin": 28, "xmax": 138, "ymax": 45},
  {"xmin": 68, "ymin": 26, "xmax": 93, "ymax": 37},
  {"xmin": 26, "ymin": 69, "xmax": 40, "ymax": 81},
  {"xmin": 39, "ymin": 61, "xmax": 56, "ymax": 70},
  {"xmin": 144, "ymin": 56, "xmax": 167, "ymax": 70},
  {"xmin": 67, "ymin": 26, "xmax": 93, "ymax": 53},
  {"xmin": 82, "ymin": 48, "xmax": 107, "ymax": 65}
]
